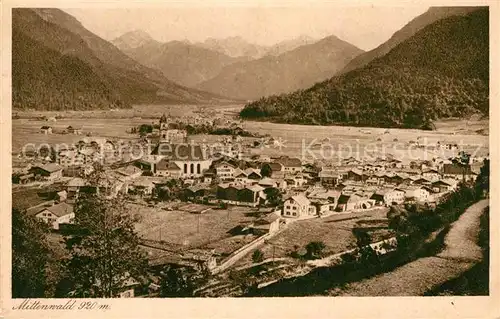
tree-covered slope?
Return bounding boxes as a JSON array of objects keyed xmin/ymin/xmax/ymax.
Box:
[
  {"xmin": 12, "ymin": 8, "xmax": 234, "ymax": 111},
  {"xmin": 240, "ymin": 9, "xmax": 489, "ymax": 129}
]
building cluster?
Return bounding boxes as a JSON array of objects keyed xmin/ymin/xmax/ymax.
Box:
[{"xmin": 19, "ymin": 116, "xmax": 486, "ymax": 231}]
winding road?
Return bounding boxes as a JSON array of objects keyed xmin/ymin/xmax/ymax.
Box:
[{"xmin": 333, "ymin": 199, "xmax": 489, "ymax": 296}]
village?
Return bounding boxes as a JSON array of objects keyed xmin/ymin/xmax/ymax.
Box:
[{"xmin": 11, "ymin": 112, "xmax": 487, "ymax": 297}]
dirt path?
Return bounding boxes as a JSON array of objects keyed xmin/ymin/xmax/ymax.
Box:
[{"xmin": 332, "ymin": 199, "xmax": 489, "ymax": 296}]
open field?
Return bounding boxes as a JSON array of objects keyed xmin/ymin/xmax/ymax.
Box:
[
  {"xmin": 240, "ymin": 119, "xmax": 489, "ymax": 164},
  {"xmin": 234, "ymin": 208, "xmax": 391, "ymax": 267},
  {"xmin": 12, "ymin": 183, "xmax": 66, "ymax": 210},
  {"xmin": 12, "ymin": 104, "xmax": 488, "ymax": 164},
  {"xmin": 129, "ymin": 203, "xmax": 261, "ymax": 255},
  {"xmin": 13, "ymin": 104, "xmax": 243, "ymax": 120}
]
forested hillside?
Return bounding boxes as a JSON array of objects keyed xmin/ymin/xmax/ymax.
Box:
[
  {"xmin": 240, "ymin": 9, "xmax": 489, "ymax": 129},
  {"xmin": 12, "ymin": 9, "xmax": 234, "ymax": 111}
]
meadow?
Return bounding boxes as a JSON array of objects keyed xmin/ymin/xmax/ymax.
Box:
[
  {"xmin": 129, "ymin": 203, "xmax": 260, "ymax": 256},
  {"xmin": 12, "ymin": 104, "xmax": 489, "ymax": 169}
]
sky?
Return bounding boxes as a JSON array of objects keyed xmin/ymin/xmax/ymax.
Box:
[{"xmin": 64, "ymin": 5, "xmax": 430, "ymax": 51}]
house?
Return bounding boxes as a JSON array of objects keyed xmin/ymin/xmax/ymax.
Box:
[
  {"xmin": 66, "ymin": 177, "xmax": 87, "ymax": 200},
  {"xmin": 136, "ymin": 156, "xmax": 161, "ymax": 173},
  {"xmin": 342, "ymin": 157, "xmax": 361, "ymax": 166},
  {"xmin": 160, "ymin": 128, "xmax": 187, "ymax": 143},
  {"xmin": 307, "ymin": 189, "xmax": 340, "ymax": 215},
  {"xmin": 251, "ymin": 213, "xmax": 281, "ymax": 235},
  {"xmin": 40, "ymin": 126, "xmax": 52, "ymax": 134},
  {"xmin": 431, "ymin": 179, "xmax": 458, "ymax": 193},
  {"xmin": 215, "ymin": 161, "xmax": 237, "ymax": 181},
  {"xmin": 116, "ymin": 165, "xmax": 143, "ymax": 180},
  {"xmin": 336, "ymin": 193, "xmax": 374, "ymax": 212},
  {"xmin": 370, "ymin": 188, "xmax": 405, "ymax": 206},
  {"xmin": 152, "ymin": 143, "xmax": 212, "ymax": 178},
  {"xmin": 347, "ymin": 169, "xmax": 364, "ymax": 182},
  {"xmin": 34, "ymin": 202, "xmax": 74, "ymax": 230},
  {"xmin": 285, "ymin": 173, "xmax": 308, "ymax": 188},
  {"xmin": 216, "ymin": 184, "xmax": 265, "ymax": 207},
  {"xmin": 399, "ymin": 185, "xmax": 433, "ymax": 203},
  {"xmin": 202, "ymin": 169, "xmax": 215, "ymax": 184},
  {"xmin": 413, "ymin": 176, "xmax": 432, "ymax": 186},
  {"xmin": 67, "ymin": 126, "xmax": 83, "ymax": 135},
  {"xmin": 283, "ymin": 194, "xmax": 316, "ymax": 218},
  {"xmin": 442, "ymin": 163, "xmax": 475, "ymax": 181},
  {"xmin": 155, "ymin": 159, "xmax": 182, "ymax": 179},
  {"xmin": 319, "ymin": 168, "xmax": 341, "ymax": 187},
  {"xmin": 126, "ymin": 177, "xmax": 156, "ymax": 196},
  {"xmin": 185, "ymin": 184, "xmax": 212, "ymax": 199},
  {"xmin": 29, "ymin": 163, "xmax": 63, "ymax": 180},
  {"xmin": 16, "ymin": 173, "xmax": 34, "ymax": 184},
  {"xmin": 277, "ymin": 157, "xmax": 302, "ymax": 173},
  {"xmin": 422, "ymin": 169, "xmax": 441, "ymax": 180}
]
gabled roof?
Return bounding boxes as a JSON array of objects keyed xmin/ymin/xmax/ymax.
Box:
[
  {"xmin": 117, "ymin": 165, "xmax": 142, "ymax": 176},
  {"xmin": 233, "ymin": 168, "xmax": 246, "ymax": 177},
  {"xmin": 349, "ymin": 169, "xmax": 363, "ymax": 176},
  {"xmin": 43, "ymin": 202, "xmax": 74, "ymax": 217},
  {"xmin": 246, "ymin": 185, "xmax": 265, "ymax": 193},
  {"xmin": 432, "ymin": 178, "xmax": 458, "ymax": 186},
  {"xmin": 258, "ymin": 177, "xmax": 277, "ymax": 186},
  {"xmin": 33, "ymin": 163, "xmax": 62, "ymax": 173},
  {"xmin": 67, "ymin": 177, "xmax": 86, "ymax": 187},
  {"xmin": 277, "ymin": 157, "xmax": 302, "ymax": 168},
  {"xmin": 215, "ymin": 161, "xmax": 236, "ymax": 169},
  {"xmin": 156, "ymin": 159, "xmax": 181, "ymax": 171},
  {"xmin": 288, "ymin": 194, "xmax": 310, "ymax": 206},
  {"xmin": 244, "ymin": 168, "xmax": 261, "ymax": 177}
]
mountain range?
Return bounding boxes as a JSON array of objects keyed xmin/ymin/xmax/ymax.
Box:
[
  {"xmin": 12, "ymin": 8, "xmax": 233, "ymax": 111},
  {"xmin": 240, "ymin": 7, "xmax": 489, "ymax": 129},
  {"xmin": 112, "ymin": 32, "xmax": 323, "ymax": 89},
  {"xmin": 196, "ymin": 36, "xmax": 364, "ymax": 100}
]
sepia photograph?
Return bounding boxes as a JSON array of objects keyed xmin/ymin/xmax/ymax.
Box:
[{"xmin": 1, "ymin": 0, "xmax": 498, "ymax": 317}]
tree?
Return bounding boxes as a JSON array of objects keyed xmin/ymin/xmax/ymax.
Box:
[
  {"xmin": 305, "ymin": 241, "xmax": 326, "ymax": 259},
  {"xmin": 160, "ymin": 266, "xmax": 196, "ymax": 297},
  {"xmin": 263, "ymin": 187, "xmax": 282, "ymax": 207},
  {"xmin": 12, "ymin": 208, "xmax": 51, "ymax": 297},
  {"xmin": 260, "ymin": 165, "xmax": 272, "ymax": 178},
  {"xmin": 64, "ymin": 169, "xmax": 147, "ymax": 297},
  {"xmin": 160, "ymin": 113, "xmax": 167, "ymax": 124},
  {"xmin": 252, "ymin": 249, "xmax": 264, "ymax": 263}
]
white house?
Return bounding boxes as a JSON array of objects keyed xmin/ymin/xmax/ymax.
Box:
[
  {"xmin": 153, "ymin": 143, "xmax": 212, "ymax": 178},
  {"xmin": 155, "ymin": 159, "xmax": 182, "ymax": 178},
  {"xmin": 399, "ymin": 185, "xmax": 433, "ymax": 203},
  {"xmin": 215, "ymin": 161, "xmax": 237, "ymax": 181},
  {"xmin": 370, "ymin": 188, "xmax": 405, "ymax": 206},
  {"xmin": 422, "ymin": 169, "xmax": 441, "ymax": 180},
  {"xmin": 283, "ymin": 194, "xmax": 316, "ymax": 218},
  {"xmin": 35, "ymin": 202, "xmax": 74, "ymax": 230}
]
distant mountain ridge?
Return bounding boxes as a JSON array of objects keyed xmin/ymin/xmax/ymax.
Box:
[
  {"xmin": 240, "ymin": 8, "xmax": 489, "ymax": 129},
  {"xmin": 12, "ymin": 9, "xmax": 233, "ymax": 111},
  {"xmin": 118, "ymin": 37, "xmax": 247, "ymax": 87},
  {"xmin": 196, "ymin": 35, "xmax": 364, "ymax": 100},
  {"xmin": 196, "ymin": 36, "xmax": 269, "ymax": 59},
  {"xmin": 112, "ymin": 29, "xmax": 159, "ymax": 51}
]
